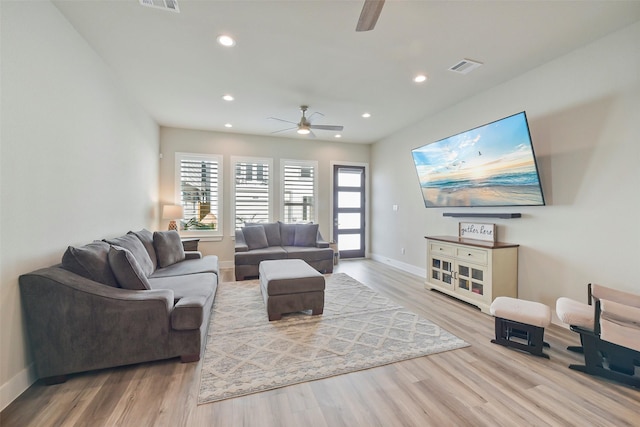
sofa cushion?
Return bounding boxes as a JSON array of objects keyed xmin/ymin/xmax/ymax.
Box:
[
  {"xmin": 294, "ymin": 223, "xmax": 319, "ymax": 247},
  {"xmin": 153, "ymin": 230, "xmax": 185, "ymax": 268},
  {"xmin": 108, "ymin": 246, "xmax": 152, "ymax": 290},
  {"xmin": 279, "ymin": 221, "xmax": 296, "ymax": 246},
  {"xmin": 284, "ymin": 246, "xmax": 334, "ymax": 263},
  {"xmin": 128, "ymin": 229, "xmax": 158, "ymax": 271},
  {"xmin": 61, "ymin": 241, "xmax": 119, "ymax": 287},
  {"xmin": 150, "ymin": 255, "xmax": 219, "ymax": 278},
  {"xmin": 234, "ymin": 246, "xmax": 288, "ymax": 266},
  {"xmin": 105, "ymin": 234, "xmax": 154, "ymax": 277},
  {"xmin": 242, "ymin": 226, "xmax": 269, "ymax": 250},
  {"xmin": 148, "ymin": 272, "xmax": 216, "ymax": 300}
]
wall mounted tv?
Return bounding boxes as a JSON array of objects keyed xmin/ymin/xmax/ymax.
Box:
[{"xmin": 411, "ymin": 111, "xmax": 545, "ymax": 208}]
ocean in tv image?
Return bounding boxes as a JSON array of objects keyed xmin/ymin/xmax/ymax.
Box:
[{"xmin": 412, "ymin": 112, "xmax": 545, "ymax": 207}]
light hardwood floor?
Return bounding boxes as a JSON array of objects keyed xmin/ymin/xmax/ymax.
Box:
[{"xmin": 2, "ymin": 260, "xmax": 639, "ymax": 426}]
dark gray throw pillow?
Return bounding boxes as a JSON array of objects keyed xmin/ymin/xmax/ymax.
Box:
[
  {"xmin": 294, "ymin": 223, "xmax": 319, "ymax": 247},
  {"xmin": 279, "ymin": 221, "xmax": 296, "ymax": 246},
  {"xmin": 128, "ymin": 229, "xmax": 158, "ymax": 271},
  {"xmin": 242, "ymin": 226, "xmax": 269, "ymax": 250},
  {"xmin": 153, "ymin": 230, "xmax": 186, "ymax": 268},
  {"xmin": 61, "ymin": 241, "xmax": 119, "ymax": 287},
  {"xmin": 108, "ymin": 246, "xmax": 151, "ymax": 290},
  {"xmin": 105, "ymin": 233, "xmax": 154, "ymax": 276}
]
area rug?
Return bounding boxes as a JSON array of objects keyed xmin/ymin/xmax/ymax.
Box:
[{"xmin": 198, "ymin": 273, "xmax": 468, "ymax": 404}]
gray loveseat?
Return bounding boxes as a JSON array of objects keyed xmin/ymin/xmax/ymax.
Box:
[
  {"xmin": 19, "ymin": 229, "xmax": 218, "ymax": 384},
  {"xmin": 234, "ymin": 222, "xmax": 334, "ymax": 280}
]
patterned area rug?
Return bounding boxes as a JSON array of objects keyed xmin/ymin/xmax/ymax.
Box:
[{"xmin": 198, "ymin": 273, "xmax": 468, "ymax": 404}]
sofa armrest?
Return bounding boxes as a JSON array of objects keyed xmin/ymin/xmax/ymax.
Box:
[
  {"xmin": 316, "ymin": 230, "xmax": 330, "ymax": 248},
  {"xmin": 235, "ymin": 229, "xmax": 249, "ymax": 252},
  {"xmin": 171, "ymin": 296, "xmax": 207, "ymax": 330},
  {"xmin": 185, "ymin": 251, "xmax": 202, "ymax": 260},
  {"xmin": 19, "ymin": 267, "xmax": 175, "ymax": 379}
]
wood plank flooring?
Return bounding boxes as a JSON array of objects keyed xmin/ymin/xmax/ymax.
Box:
[{"xmin": 2, "ymin": 259, "xmax": 639, "ymax": 426}]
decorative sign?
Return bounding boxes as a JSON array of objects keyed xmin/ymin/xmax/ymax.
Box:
[{"xmin": 459, "ymin": 222, "xmax": 496, "ymax": 242}]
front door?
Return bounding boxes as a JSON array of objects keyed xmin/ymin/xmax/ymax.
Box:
[{"xmin": 332, "ymin": 165, "xmax": 365, "ymax": 259}]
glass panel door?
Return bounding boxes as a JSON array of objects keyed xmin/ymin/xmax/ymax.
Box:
[{"xmin": 333, "ymin": 165, "xmax": 365, "ymax": 258}]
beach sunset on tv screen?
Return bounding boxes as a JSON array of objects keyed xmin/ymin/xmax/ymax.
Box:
[{"xmin": 412, "ymin": 112, "xmax": 545, "ymax": 207}]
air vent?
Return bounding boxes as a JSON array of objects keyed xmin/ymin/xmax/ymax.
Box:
[
  {"xmin": 448, "ymin": 59, "xmax": 483, "ymax": 74},
  {"xmin": 139, "ymin": 0, "xmax": 179, "ymax": 13}
]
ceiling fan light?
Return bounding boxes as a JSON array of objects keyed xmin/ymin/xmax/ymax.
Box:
[{"xmin": 297, "ymin": 127, "xmax": 311, "ymax": 135}]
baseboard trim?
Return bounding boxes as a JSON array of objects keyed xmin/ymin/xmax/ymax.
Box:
[
  {"xmin": 1, "ymin": 363, "xmax": 36, "ymax": 412},
  {"xmin": 370, "ymin": 254, "xmax": 425, "ymax": 278}
]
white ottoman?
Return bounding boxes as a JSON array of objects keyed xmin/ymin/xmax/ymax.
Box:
[{"xmin": 490, "ymin": 296, "xmax": 551, "ymax": 358}]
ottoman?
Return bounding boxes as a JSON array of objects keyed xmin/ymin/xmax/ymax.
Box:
[
  {"xmin": 259, "ymin": 259, "xmax": 325, "ymax": 321},
  {"xmin": 490, "ymin": 296, "xmax": 551, "ymax": 358}
]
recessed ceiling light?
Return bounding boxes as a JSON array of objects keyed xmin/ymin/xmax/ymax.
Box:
[
  {"xmin": 362, "ymin": 113, "xmax": 371, "ymax": 118},
  {"xmin": 334, "ymin": 134, "xmax": 342, "ymax": 138},
  {"xmin": 222, "ymin": 94, "xmax": 234, "ymax": 101},
  {"xmin": 414, "ymin": 74, "xmax": 427, "ymax": 83},
  {"xmin": 217, "ymin": 35, "xmax": 235, "ymax": 47},
  {"xmin": 224, "ymin": 123, "xmax": 232, "ymax": 128}
]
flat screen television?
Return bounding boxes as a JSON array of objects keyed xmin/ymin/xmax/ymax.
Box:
[{"xmin": 411, "ymin": 111, "xmax": 545, "ymax": 208}]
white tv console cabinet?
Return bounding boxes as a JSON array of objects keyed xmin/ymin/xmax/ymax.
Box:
[{"xmin": 424, "ymin": 236, "xmax": 519, "ymax": 314}]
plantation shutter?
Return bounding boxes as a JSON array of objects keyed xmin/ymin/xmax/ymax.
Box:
[
  {"xmin": 179, "ymin": 156, "xmax": 219, "ymax": 229},
  {"xmin": 234, "ymin": 160, "xmax": 270, "ymax": 228},
  {"xmin": 283, "ymin": 162, "xmax": 315, "ymax": 223}
]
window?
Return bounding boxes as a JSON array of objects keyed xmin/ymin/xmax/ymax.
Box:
[
  {"xmin": 282, "ymin": 160, "xmax": 317, "ymax": 223},
  {"xmin": 175, "ymin": 153, "xmax": 222, "ymax": 236},
  {"xmin": 232, "ymin": 157, "xmax": 272, "ymax": 229}
]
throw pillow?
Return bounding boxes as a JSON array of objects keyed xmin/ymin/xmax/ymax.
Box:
[
  {"xmin": 279, "ymin": 221, "xmax": 296, "ymax": 246},
  {"xmin": 242, "ymin": 225, "xmax": 269, "ymax": 250},
  {"xmin": 105, "ymin": 233, "xmax": 154, "ymax": 277},
  {"xmin": 153, "ymin": 230, "xmax": 186, "ymax": 268},
  {"xmin": 61, "ymin": 241, "xmax": 119, "ymax": 287},
  {"xmin": 246, "ymin": 222, "xmax": 281, "ymax": 247},
  {"xmin": 128, "ymin": 229, "xmax": 158, "ymax": 271},
  {"xmin": 294, "ymin": 223, "xmax": 319, "ymax": 247},
  {"xmin": 108, "ymin": 246, "xmax": 151, "ymax": 290}
]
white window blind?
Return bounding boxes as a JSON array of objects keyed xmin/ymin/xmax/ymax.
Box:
[
  {"xmin": 282, "ymin": 160, "xmax": 317, "ymax": 223},
  {"xmin": 233, "ymin": 158, "xmax": 272, "ymax": 229},
  {"xmin": 176, "ymin": 153, "xmax": 221, "ymax": 233}
]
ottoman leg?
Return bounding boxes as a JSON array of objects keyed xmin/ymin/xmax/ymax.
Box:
[{"xmin": 491, "ymin": 317, "xmax": 549, "ymax": 358}]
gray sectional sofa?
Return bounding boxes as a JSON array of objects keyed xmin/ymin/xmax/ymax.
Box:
[
  {"xmin": 19, "ymin": 229, "xmax": 218, "ymax": 384},
  {"xmin": 234, "ymin": 221, "xmax": 334, "ymax": 280}
]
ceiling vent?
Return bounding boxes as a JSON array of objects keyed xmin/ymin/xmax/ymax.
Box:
[
  {"xmin": 448, "ymin": 59, "xmax": 483, "ymax": 74},
  {"xmin": 139, "ymin": 0, "xmax": 180, "ymax": 13}
]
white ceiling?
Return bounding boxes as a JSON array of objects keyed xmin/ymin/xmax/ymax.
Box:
[{"xmin": 53, "ymin": 0, "xmax": 640, "ymax": 144}]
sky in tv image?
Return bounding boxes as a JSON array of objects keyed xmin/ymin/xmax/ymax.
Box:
[{"xmin": 412, "ymin": 112, "xmax": 545, "ymax": 207}]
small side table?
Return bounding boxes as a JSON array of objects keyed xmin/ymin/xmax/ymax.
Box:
[
  {"xmin": 329, "ymin": 242, "xmax": 339, "ymax": 265},
  {"xmin": 181, "ymin": 238, "xmax": 200, "ymax": 251}
]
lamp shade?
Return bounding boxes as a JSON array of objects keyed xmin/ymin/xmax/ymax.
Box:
[{"xmin": 162, "ymin": 204, "xmax": 184, "ymax": 219}]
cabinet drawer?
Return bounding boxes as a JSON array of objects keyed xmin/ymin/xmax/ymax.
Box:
[
  {"xmin": 456, "ymin": 247, "xmax": 488, "ymax": 264},
  {"xmin": 430, "ymin": 243, "xmax": 454, "ymax": 256}
]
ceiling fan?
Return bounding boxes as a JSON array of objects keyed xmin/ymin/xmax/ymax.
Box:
[
  {"xmin": 356, "ymin": 0, "xmax": 385, "ymax": 32},
  {"xmin": 268, "ymin": 106, "xmax": 344, "ymax": 137}
]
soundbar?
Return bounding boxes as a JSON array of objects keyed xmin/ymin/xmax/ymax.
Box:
[{"xmin": 442, "ymin": 213, "xmax": 521, "ymax": 219}]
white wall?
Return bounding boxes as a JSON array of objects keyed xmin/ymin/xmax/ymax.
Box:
[
  {"xmin": 371, "ymin": 21, "xmax": 640, "ymax": 321},
  {"xmin": 159, "ymin": 127, "xmax": 371, "ymax": 264},
  {"xmin": 0, "ymin": 1, "xmax": 159, "ymax": 410}
]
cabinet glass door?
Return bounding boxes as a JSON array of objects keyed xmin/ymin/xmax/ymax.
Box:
[
  {"xmin": 430, "ymin": 257, "xmax": 453, "ymax": 289},
  {"xmin": 457, "ymin": 263, "xmax": 486, "ymax": 297}
]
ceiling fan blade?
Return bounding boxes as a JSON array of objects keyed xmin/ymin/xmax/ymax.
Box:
[
  {"xmin": 271, "ymin": 126, "xmax": 297, "ymax": 134},
  {"xmin": 309, "ymin": 124, "xmax": 344, "ymax": 131},
  {"xmin": 356, "ymin": 0, "xmax": 385, "ymax": 32},
  {"xmin": 267, "ymin": 117, "xmax": 298, "ymax": 125}
]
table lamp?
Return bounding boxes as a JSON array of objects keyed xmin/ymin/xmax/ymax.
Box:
[{"xmin": 162, "ymin": 205, "xmax": 184, "ymax": 231}]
